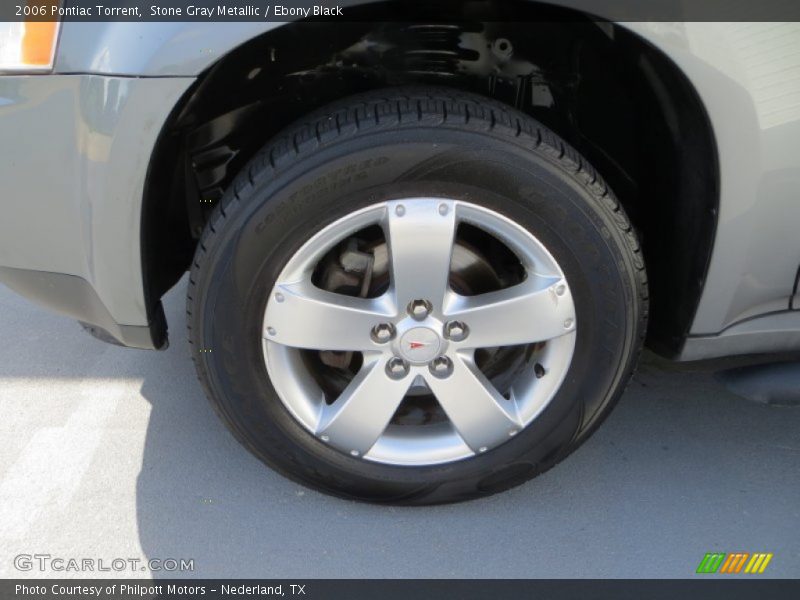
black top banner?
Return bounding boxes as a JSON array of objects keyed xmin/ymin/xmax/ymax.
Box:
[{"xmin": 4, "ymin": 0, "xmax": 800, "ymax": 22}]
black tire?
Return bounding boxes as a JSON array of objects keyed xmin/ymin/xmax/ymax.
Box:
[{"xmin": 187, "ymin": 87, "xmax": 647, "ymax": 505}]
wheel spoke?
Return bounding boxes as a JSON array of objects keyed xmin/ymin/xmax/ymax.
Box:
[
  {"xmin": 385, "ymin": 199, "xmax": 457, "ymax": 311},
  {"xmin": 425, "ymin": 355, "xmax": 523, "ymax": 452},
  {"xmin": 445, "ymin": 277, "xmax": 575, "ymax": 348},
  {"xmin": 317, "ymin": 357, "xmax": 412, "ymax": 456},
  {"xmin": 264, "ymin": 280, "xmax": 394, "ymax": 351}
]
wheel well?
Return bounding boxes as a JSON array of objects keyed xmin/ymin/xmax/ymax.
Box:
[{"xmin": 141, "ymin": 1, "xmax": 718, "ymax": 356}]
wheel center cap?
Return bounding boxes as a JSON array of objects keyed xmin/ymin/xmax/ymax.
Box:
[{"xmin": 398, "ymin": 327, "xmax": 442, "ymax": 364}]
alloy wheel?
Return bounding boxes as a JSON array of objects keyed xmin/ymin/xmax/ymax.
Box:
[{"xmin": 262, "ymin": 198, "xmax": 577, "ymax": 466}]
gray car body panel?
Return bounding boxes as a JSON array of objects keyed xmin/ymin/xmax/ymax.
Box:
[
  {"xmin": 0, "ymin": 74, "xmax": 193, "ymax": 344},
  {"xmin": 623, "ymin": 23, "xmax": 800, "ymax": 358},
  {"xmin": 2, "ymin": 17, "xmax": 800, "ymax": 359}
]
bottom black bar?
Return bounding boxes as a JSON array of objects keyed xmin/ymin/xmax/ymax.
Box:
[{"xmin": 3, "ymin": 579, "xmax": 800, "ymax": 600}]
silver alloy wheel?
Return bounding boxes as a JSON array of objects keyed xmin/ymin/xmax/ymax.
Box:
[{"xmin": 262, "ymin": 198, "xmax": 577, "ymax": 466}]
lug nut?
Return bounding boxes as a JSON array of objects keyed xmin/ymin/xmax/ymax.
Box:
[
  {"xmin": 371, "ymin": 323, "xmax": 396, "ymax": 344},
  {"xmin": 443, "ymin": 321, "xmax": 469, "ymax": 342},
  {"xmin": 408, "ymin": 299, "xmax": 432, "ymax": 320},
  {"xmin": 429, "ymin": 356, "xmax": 453, "ymax": 378},
  {"xmin": 386, "ymin": 357, "xmax": 410, "ymax": 379}
]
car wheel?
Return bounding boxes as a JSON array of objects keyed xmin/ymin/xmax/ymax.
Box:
[{"xmin": 187, "ymin": 87, "xmax": 647, "ymax": 504}]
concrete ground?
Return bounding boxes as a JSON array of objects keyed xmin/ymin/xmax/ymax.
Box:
[{"xmin": 0, "ymin": 278, "xmax": 798, "ymax": 579}]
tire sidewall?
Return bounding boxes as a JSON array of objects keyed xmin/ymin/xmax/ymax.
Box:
[{"xmin": 193, "ymin": 123, "xmax": 639, "ymax": 501}]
